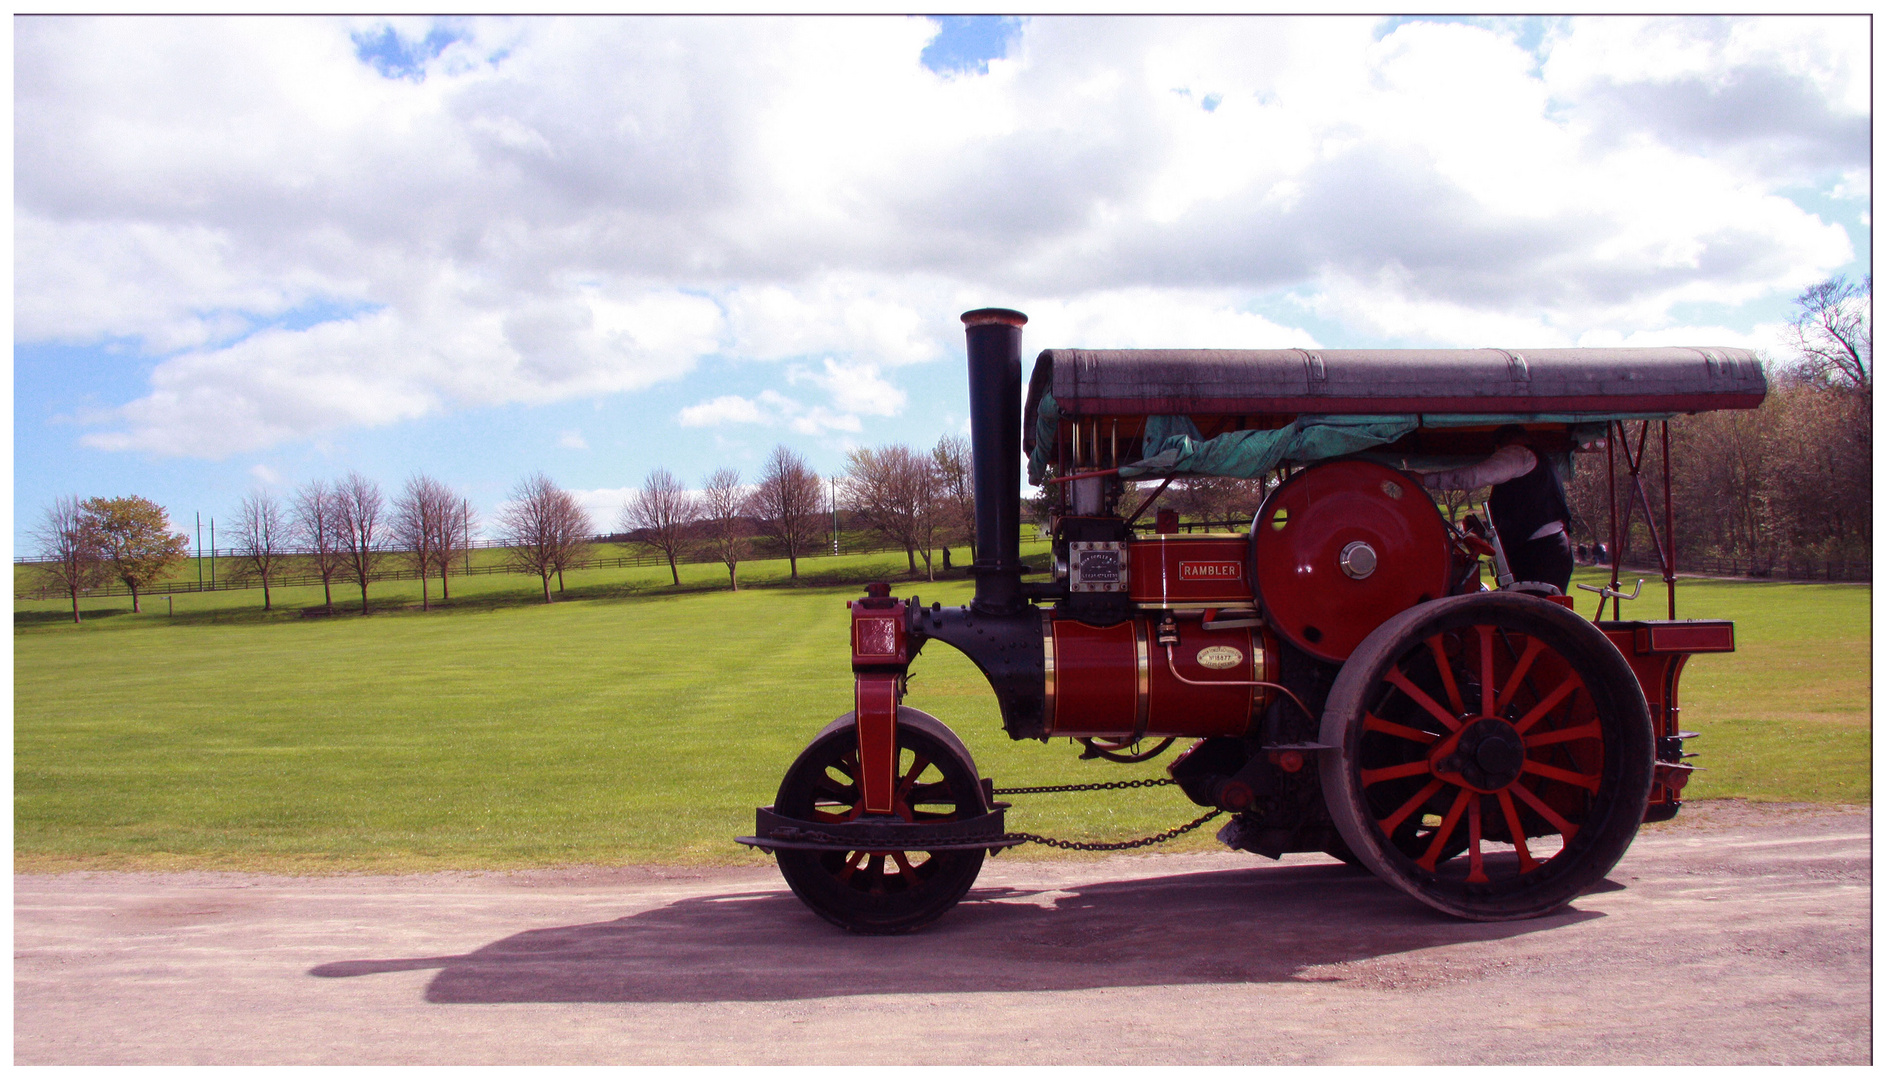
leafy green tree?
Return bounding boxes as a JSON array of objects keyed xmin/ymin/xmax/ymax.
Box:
[{"xmin": 79, "ymin": 496, "xmax": 188, "ymax": 614}]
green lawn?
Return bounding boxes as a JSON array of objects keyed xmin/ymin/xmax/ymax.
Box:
[{"xmin": 13, "ymin": 553, "xmax": 1869, "ymax": 872}]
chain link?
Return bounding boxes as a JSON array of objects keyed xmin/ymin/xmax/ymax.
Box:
[
  {"xmin": 1001, "ymin": 808, "xmax": 1224, "ymax": 851},
  {"xmin": 990, "ymin": 777, "xmax": 1178, "ymax": 795},
  {"xmin": 767, "ymin": 778, "xmax": 1215, "ymax": 855},
  {"xmin": 988, "ymin": 777, "xmax": 1214, "ymax": 850}
]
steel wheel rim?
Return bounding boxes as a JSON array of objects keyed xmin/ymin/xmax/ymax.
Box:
[{"xmin": 1356, "ymin": 621, "xmax": 1605, "ymax": 888}]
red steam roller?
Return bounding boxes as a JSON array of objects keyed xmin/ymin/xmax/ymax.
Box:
[{"xmin": 739, "ymin": 308, "xmax": 1765, "ymax": 932}]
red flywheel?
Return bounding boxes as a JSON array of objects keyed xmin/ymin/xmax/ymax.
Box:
[{"xmin": 1252, "ymin": 460, "xmax": 1451, "ymax": 662}]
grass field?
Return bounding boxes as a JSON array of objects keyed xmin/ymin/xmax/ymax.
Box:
[{"xmin": 13, "ymin": 550, "xmax": 1870, "ymax": 873}]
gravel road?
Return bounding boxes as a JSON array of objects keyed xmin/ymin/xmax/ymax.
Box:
[{"xmin": 14, "ymin": 802, "xmax": 1870, "ymax": 1065}]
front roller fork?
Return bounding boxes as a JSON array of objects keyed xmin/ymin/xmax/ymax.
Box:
[
  {"xmin": 736, "ymin": 585, "xmax": 1017, "ymax": 933},
  {"xmin": 847, "ymin": 583, "xmax": 913, "ymax": 813}
]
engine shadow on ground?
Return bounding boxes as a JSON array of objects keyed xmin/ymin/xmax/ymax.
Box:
[{"xmin": 309, "ymin": 861, "xmax": 1604, "ymax": 1004}]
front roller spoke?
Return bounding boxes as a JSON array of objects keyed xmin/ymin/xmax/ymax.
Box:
[
  {"xmin": 903, "ymin": 780, "xmax": 959, "ymax": 810},
  {"xmin": 811, "ymin": 774, "xmax": 856, "ymax": 803},
  {"xmin": 890, "ymin": 850, "xmax": 920, "ymax": 888}
]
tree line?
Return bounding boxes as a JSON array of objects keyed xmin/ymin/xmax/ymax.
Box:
[
  {"xmin": 1567, "ymin": 276, "xmax": 1869, "ymax": 575},
  {"xmin": 620, "ymin": 436, "xmax": 975, "ymax": 591},
  {"xmin": 27, "ymin": 435, "xmax": 981, "ymax": 619}
]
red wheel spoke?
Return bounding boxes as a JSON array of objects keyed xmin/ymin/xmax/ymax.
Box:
[
  {"xmin": 1418, "ymin": 788, "xmax": 1471, "ymax": 870},
  {"xmin": 1365, "ymin": 714, "xmax": 1441, "ymax": 745},
  {"xmin": 811, "ymin": 775, "xmax": 855, "ymax": 802},
  {"xmin": 836, "ymin": 850, "xmax": 866, "ymax": 883},
  {"xmin": 1496, "ymin": 790, "xmax": 1539, "ymax": 873},
  {"xmin": 1521, "ymin": 759, "xmax": 1602, "ymax": 793},
  {"xmin": 1466, "ymin": 796, "xmax": 1488, "ymax": 883},
  {"xmin": 1478, "ymin": 626, "xmax": 1495, "ymax": 718},
  {"xmin": 1378, "ymin": 778, "xmax": 1445, "ymax": 834},
  {"xmin": 904, "ymin": 781, "xmax": 956, "ymax": 806},
  {"xmin": 1511, "ymin": 673, "xmax": 1581, "ymax": 735},
  {"xmin": 1524, "ymin": 721, "xmax": 1602, "ymax": 749},
  {"xmin": 890, "ymin": 850, "xmax": 919, "ymax": 886},
  {"xmin": 1361, "ymin": 760, "xmax": 1433, "ymax": 786},
  {"xmin": 1427, "ymin": 635, "xmax": 1465, "ymax": 716},
  {"xmin": 1511, "ymin": 782, "xmax": 1580, "ymax": 840},
  {"xmin": 897, "ymin": 753, "xmax": 931, "ymax": 792},
  {"xmin": 892, "ymin": 753, "xmax": 933, "ymax": 820},
  {"xmin": 1495, "ymin": 636, "xmax": 1548, "ymax": 714},
  {"xmin": 1385, "ymin": 668, "xmax": 1462, "ymax": 732}
]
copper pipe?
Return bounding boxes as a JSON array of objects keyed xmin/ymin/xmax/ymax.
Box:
[{"xmin": 1162, "ymin": 645, "xmax": 1316, "ymax": 725}]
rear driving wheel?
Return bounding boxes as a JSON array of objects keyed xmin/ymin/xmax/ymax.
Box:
[
  {"xmin": 1321, "ymin": 592, "xmax": 1653, "ymax": 920},
  {"xmin": 773, "ymin": 713, "xmax": 987, "ymax": 934}
]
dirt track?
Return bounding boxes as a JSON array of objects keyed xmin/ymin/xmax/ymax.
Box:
[{"xmin": 14, "ymin": 802, "xmax": 1871, "ymax": 1065}]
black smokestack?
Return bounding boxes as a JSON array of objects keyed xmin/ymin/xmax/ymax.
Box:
[{"xmin": 961, "ymin": 308, "xmax": 1027, "ymax": 614}]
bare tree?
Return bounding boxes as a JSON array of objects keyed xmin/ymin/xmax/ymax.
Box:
[
  {"xmin": 231, "ymin": 490, "xmax": 290, "ymax": 611},
  {"xmin": 1789, "ymin": 275, "xmax": 1871, "ymax": 390},
  {"xmin": 431, "ymin": 495, "xmax": 476, "ymax": 601},
  {"xmin": 498, "ymin": 473, "xmax": 590, "ymax": 603},
  {"xmin": 621, "ymin": 468, "xmax": 699, "ymax": 586},
  {"xmin": 550, "ymin": 492, "xmax": 593, "ymax": 595},
  {"xmin": 845, "ymin": 444, "xmax": 936, "ymax": 577},
  {"xmin": 32, "ymin": 497, "xmax": 107, "ymax": 623},
  {"xmin": 700, "ymin": 468, "xmax": 748, "ymax": 590},
  {"xmin": 392, "ymin": 474, "xmax": 456, "ymax": 611},
  {"xmin": 749, "ymin": 446, "xmax": 823, "ymax": 581},
  {"xmin": 80, "ymin": 496, "xmax": 189, "ymax": 614},
  {"xmin": 291, "ymin": 480, "xmax": 345, "ymax": 614},
  {"xmin": 931, "ymin": 435, "xmax": 975, "ymax": 570},
  {"xmin": 335, "ymin": 472, "xmax": 386, "ymax": 614}
]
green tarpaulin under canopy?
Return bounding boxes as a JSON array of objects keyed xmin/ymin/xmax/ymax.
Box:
[{"xmin": 1026, "ymin": 390, "xmax": 1674, "ymax": 486}]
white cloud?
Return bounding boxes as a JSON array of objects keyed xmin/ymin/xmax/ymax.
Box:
[
  {"xmin": 678, "ymin": 389, "xmax": 865, "ymax": 435},
  {"xmin": 567, "ymin": 486, "xmax": 638, "ymax": 532},
  {"xmin": 18, "ymin": 15, "xmax": 1865, "ymax": 458},
  {"xmin": 248, "ymin": 463, "xmax": 282, "ymax": 485},
  {"xmin": 792, "ymin": 358, "xmax": 907, "ymax": 417},
  {"xmin": 557, "ymin": 429, "xmax": 588, "ymax": 450},
  {"xmin": 678, "ymin": 395, "xmax": 766, "ymax": 427}
]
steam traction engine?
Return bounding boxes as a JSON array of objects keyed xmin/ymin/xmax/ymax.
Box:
[{"xmin": 739, "ymin": 309, "xmax": 1767, "ymax": 932}]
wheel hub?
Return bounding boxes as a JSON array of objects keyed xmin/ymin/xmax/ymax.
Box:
[{"xmin": 1433, "ymin": 716, "xmax": 1526, "ymax": 792}]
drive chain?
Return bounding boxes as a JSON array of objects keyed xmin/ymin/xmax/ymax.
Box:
[
  {"xmin": 992, "ymin": 777, "xmax": 1220, "ymax": 851},
  {"xmin": 990, "ymin": 778, "xmax": 1178, "ymax": 796},
  {"xmin": 1001, "ymin": 808, "xmax": 1224, "ymax": 852},
  {"xmin": 766, "ymin": 780, "xmax": 1219, "ymax": 854}
]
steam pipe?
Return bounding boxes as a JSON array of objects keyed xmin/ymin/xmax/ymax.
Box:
[{"xmin": 962, "ymin": 308, "xmax": 1028, "ymax": 614}]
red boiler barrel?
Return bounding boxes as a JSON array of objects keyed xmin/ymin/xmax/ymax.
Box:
[{"xmin": 1043, "ymin": 615, "xmax": 1277, "ymax": 738}]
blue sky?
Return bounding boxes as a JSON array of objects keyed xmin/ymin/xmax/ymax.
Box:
[{"xmin": 13, "ymin": 15, "xmax": 1871, "ymax": 550}]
